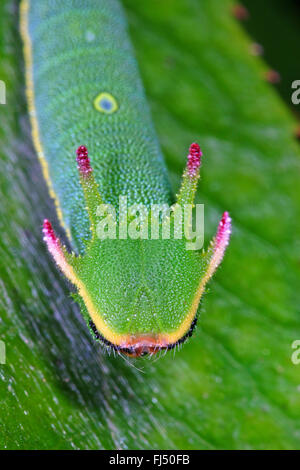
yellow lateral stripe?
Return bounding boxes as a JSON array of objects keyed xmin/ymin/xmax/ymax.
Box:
[
  {"xmin": 19, "ymin": 0, "xmax": 218, "ymax": 348},
  {"xmin": 165, "ymin": 223, "xmax": 231, "ymax": 344},
  {"xmin": 59, "ymin": 260, "xmax": 128, "ymax": 346},
  {"xmin": 20, "ymin": 0, "xmax": 71, "ymax": 240},
  {"xmin": 19, "ymin": 0, "xmax": 192, "ymax": 348},
  {"xmin": 57, "ymin": 243, "xmax": 196, "ymax": 347},
  {"xmin": 162, "ymin": 242, "xmax": 224, "ymax": 343},
  {"xmin": 71, "ymin": 268, "xmax": 206, "ymax": 348},
  {"xmin": 163, "ymin": 266, "xmax": 211, "ymax": 344}
]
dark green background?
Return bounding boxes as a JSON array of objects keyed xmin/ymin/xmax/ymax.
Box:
[{"xmin": 244, "ymin": 0, "xmax": 300, "ymax": 111}]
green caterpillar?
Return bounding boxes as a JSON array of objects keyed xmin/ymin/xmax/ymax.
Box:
[{"xmin": 20, "ymin": 0, "xmax": 231, "ymax": 357}]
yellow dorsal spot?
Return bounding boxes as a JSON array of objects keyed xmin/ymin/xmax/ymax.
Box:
[
  {"xmin": 20, "ymin": 0, "xmax": 71, "ymax": 240},
  {"xmin": 94, "ymin": 92, "xmax": 118, "ymax": 114}
]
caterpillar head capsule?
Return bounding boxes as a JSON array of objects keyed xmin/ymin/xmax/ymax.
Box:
[{"xmin": 43, "ymin": 144, "xmax": 231, "ymax": 357}]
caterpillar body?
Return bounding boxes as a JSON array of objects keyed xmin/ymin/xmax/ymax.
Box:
[{"xmin": 20, "ymin": 0, "xmax": 231, "ymax": 357}]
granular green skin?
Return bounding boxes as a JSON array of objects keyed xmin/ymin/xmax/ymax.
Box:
[
  {"xmin": 27, "ymin": 0, "xmax": 215, "ymax": 340},
  {"xmin": 75, "ymin": 237, "xmax": 207, "ymax": 335},
  {"xmin": 28, "ymin": 0, "xmax": 172, "ymax": 252}
]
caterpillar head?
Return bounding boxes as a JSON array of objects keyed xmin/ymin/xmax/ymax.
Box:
[{"xmin": 43, "ymin": 144, "xmax": 231, "ymax": 357}]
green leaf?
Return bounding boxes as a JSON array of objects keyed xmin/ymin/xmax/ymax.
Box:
[{"xmin": 1, "ymin": 0, "xmax": 300, "ymax": 449}]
